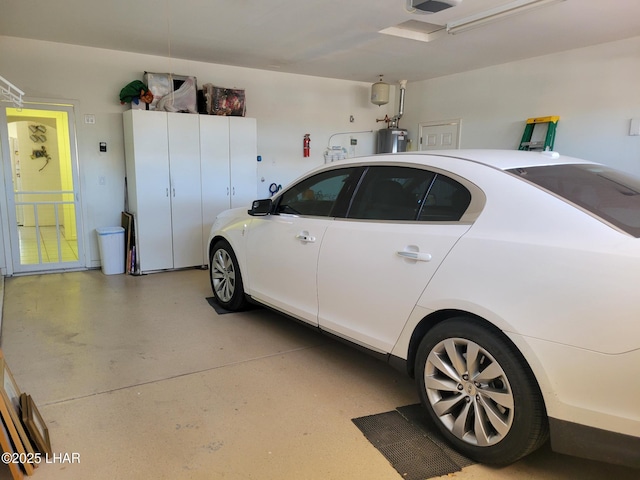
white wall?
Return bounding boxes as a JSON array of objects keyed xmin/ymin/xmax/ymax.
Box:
[
  {"xmin": 402, "ymin": 36, "xmax": 640, "ymax": 175},
  {"xmin": 0, "ymin": 36, "xmax": 396, "ymax": 271},
  {"xmin": 2, "ymin": 35, "xmax": 640, "ymax": 273}
]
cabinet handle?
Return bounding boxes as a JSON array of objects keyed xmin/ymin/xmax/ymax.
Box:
[
  {"xmin": 232, "ymin": 187, "xmax": 235, "ymax": 196},
  {"xmin": 166, "ymin": 188, "xmax": 169, "ymax": 197},
  {"xmin": 173, "ymin": 188, "xmax": 176, "ymax": 197},
  {"xmin": 226, "ymin": 187, "xmax": 229, "ymax": 196}
]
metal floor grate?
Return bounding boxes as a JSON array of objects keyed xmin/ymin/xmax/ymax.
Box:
[{"xmin": 353, "ymin": 404, "xmax": 475, "ymax": 480}]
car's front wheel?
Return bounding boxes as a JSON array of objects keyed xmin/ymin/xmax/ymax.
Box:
[
  {"xmin": 416, "ymin": 317, "xmax": 548, "ymax": 465},
  {"xmin": 209, "ymin": 239, "xmax": 247, "ymax": 311}
]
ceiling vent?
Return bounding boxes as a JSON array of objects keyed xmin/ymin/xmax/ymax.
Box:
[{"xmin": 408, "ymin": 0, "xmax": 462, "ymax": 13}]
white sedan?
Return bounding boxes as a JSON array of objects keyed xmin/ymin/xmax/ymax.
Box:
[{"xmin": 207, "ymin": 150, "xmax": 640, "ymax": 468}]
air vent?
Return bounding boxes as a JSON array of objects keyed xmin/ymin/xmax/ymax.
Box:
[
  {"xmin": 379, "ymin": 20, "xmax": 445, "ymax": 43},
  {"xmin": 409, "ymin": 0, "xmax": 462, "ymax": 13}
]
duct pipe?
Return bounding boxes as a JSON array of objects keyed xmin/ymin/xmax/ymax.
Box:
[
  {"xmin": 387, "ymin": 80, "xmax": 407, "ymax": 128},
  {"xmin": 397, "ymin": 80, "xmax": 407, "ymax": 120}
]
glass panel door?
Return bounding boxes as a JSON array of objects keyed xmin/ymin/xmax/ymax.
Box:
[{"xmin": 2, "ymin": 104, "xmax": 84, "ymax": 273}]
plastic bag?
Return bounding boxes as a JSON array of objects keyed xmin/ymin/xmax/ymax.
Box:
[{"xmin": 156, "ymin": 77, "xmax": 197, "ymax": 113}]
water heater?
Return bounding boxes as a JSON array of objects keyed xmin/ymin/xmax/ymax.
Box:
[
  {"xmin": 377, "ymin": 128, "xmax": 408, "ymax": 153},
  {"xmin": 376, "ymin": 79, "xmax": 409, "ymax": 153}
]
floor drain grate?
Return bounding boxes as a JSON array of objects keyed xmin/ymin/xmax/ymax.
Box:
[{"xmin": 352, "ymin": 404, "xmax": 475, "ymax": 480}]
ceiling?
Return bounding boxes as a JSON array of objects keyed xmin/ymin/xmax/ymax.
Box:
[{"xmin": 2, "ymin": 0, "xmax": 640, "ymax": 84}]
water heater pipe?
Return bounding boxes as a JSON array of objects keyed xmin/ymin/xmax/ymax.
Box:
[
  {"xmin": 327, "ymin": 130, "xmax": 374, "ymax": 147},
  {"xmin": 398, "ymin": 80, "xmax": 407, "ymax": 119},
  {"xmin": 388, "ymin": 80, "xmax": 407, "ymax": 128}
]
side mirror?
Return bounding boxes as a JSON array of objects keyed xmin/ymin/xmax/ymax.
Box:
[{"xmin": 248, "ymin": 198, "xmax": 273, "ymax": 216}]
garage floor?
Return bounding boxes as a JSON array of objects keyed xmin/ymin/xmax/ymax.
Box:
[{"xmin": 0, "ymin": 269, "xmax": 636, "ymax": 479}]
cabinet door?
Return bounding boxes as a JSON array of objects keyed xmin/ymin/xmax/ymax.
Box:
[
  {"xmin": 200, "ymin": 115, "xmax": 231, "ymax": 260},
  {"xmin": 229, "ymin": 117, "xmax": 257, "ymax": 209},
  {"xmin": 125, "ymin": 110, "xmax": 173, "ymax": 272},
  {"xmin": 167, "ymin": 113, "xmax": 204, "ymax": 268}
]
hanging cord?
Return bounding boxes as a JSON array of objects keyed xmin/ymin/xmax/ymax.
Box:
[{"xmin": 165, "ymin": 0, "xmax": 175, "ymax": 106}]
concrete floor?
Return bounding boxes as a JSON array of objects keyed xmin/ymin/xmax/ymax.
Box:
[{"xmin": 0, "ymin": 269, "xmax": 636, "ymax": 479}]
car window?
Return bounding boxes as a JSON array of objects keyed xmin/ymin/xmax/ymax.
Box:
[
  {"xmin": 508, "ymin": 164, "xmax": 640, "ymax": 237},
  {"xmin": 276, "ymin": 168, "xmax": 357, "ymax": 217},
  {"xmin": 348, "ymin": 166, "xmax": 436, "ymax": 221},
  {"xmin": 418, "ymin": 174, "xmax": 472, "ymax": 221}
]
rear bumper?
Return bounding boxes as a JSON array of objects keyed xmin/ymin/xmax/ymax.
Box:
[{"xmin": 549, "ymin": 418, "xmax": 640, "ymax": 468}]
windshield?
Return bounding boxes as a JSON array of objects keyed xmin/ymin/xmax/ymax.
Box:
[{"xmin": 508, "ymin": 164, "xmax": 640, "ymax": 237}]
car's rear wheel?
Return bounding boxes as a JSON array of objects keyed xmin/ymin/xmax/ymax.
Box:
[
  {"xmin": 209, "ymin": 239, "xmax": 247, "ymax": 311},
  {"xmin": 416, "ymin": 317, "xmax": 548, "ymax": 465}
]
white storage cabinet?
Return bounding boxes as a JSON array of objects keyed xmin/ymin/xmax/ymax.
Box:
[
  {"xmin": 123, "ymin": 109, "xmax": 257, "ymax": 273},
  {"xmin": 124, "ymin": 110, "xmax": 203, "ymax": 272},
  {"xmin": 200, "ymin": 115, "xmax": 257, "ymax": 261}
]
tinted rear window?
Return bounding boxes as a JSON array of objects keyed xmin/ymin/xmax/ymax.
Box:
[{"xmin": 508, "ymin": 164, "xmax": 640, "ymax": 237}]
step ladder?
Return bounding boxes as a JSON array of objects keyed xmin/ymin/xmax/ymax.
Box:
[{"xmin": 518, "ymin": 116, "xmax": 559, "ymax": 151}]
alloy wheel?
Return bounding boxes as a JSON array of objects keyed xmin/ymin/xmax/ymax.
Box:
[
  {"xmin": 211, "ymin": 248, "xmax": 236, "ymax": 303},
  {"xmin": 424, "ymin": 337, "xmax": 515, "ymax": 447}
]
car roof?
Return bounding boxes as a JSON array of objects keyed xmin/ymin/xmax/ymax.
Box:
[{"xmin": 341, "ymin": 149, "xmax": 596, "ymax": 171}]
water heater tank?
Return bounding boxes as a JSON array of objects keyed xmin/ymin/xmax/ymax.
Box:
[
  {"xmin": 371, "ymin": 80, "xmax": 390, "ymax": 106},
  {"xmin": 377, "ymin": 128, "xmax": 408, "ymax": 154}
]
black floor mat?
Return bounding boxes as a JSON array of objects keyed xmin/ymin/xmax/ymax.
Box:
[
  {"xmin": 352, "ymin": 404, "xmax": 475, "ymax": 480},
  {"xmin": 206, "ymin": 297, "xmax": 235, "ymax": 315},
  {"xmin": 205, "ymin": 297, "xmax": 260, "ymax": 315}
]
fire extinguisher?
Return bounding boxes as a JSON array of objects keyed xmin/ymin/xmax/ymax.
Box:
[{"xmin": 303, "ymin": 134, "xmax": 310, "ymax": 158}]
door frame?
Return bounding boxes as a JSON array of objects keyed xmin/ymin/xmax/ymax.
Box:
[
  {"xmin": 0, "ymin": 98, "xmax": 86, "ymax": 275},
  {"xmin": 418, "ymin": 119, "xmax": 462, "ymax": 151}
]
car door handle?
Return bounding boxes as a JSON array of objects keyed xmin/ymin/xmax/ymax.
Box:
[
  {"xmin": 296, "ymin": 232, "xmax": 316, "ymax": 243},
  {"xmin": 396, "ymin": 251, "xmax": 432, "ymax": 262}
]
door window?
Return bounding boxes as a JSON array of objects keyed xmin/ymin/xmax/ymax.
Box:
[
  {"xmin": 347, "ymin": 166, "xmax": 436, "ymax": 221},
  {"xmin": 276, "ymin": 168, "xmax": 358, "ymax": 217},
  {"xmin": 347, "ymin": 166, "xmax": 472, "ymax": 222}
]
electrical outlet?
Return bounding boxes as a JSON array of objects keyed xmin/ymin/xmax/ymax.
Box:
[{"xmin": 84, "ymin": 114, "xmax": 96, "ymax": 124}]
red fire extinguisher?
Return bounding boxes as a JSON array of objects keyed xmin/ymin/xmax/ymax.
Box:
[{"xmin": 303, "ymin": 134, "xmax": 310, "ymax": 158}]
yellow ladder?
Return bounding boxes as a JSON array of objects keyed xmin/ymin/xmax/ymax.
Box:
[{"xmin": 519, "ymin": 116, "xmax": 559, "ymax": 151}]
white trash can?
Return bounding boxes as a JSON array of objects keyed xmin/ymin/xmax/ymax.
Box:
[{"xmin": 96, "ymin": 227, "xmax": 125, "ymax": 275}]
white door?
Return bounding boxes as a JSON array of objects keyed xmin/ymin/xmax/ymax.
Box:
[
  {"xmin": 9, "ymin": 137, "xmax": 23, "ymax": 226},
  {"xmin": 419, "ymin": 120, "xmax": 461, "ymax": 150},
  {"xmin": 1, "ymin": 103, "xmax": 86, "ymax": 274},
  {"xmin": 317, "ymin": 166, "xmax": 472, "ymax": 352},
  {"xmin": 244, "ymin": 167, "xmax": 357, "ymax": 325},
  {"xmin": 319, "ymin": 222, "xmax": 470, "ymax": 352},
  {"xmin": 229, "ymin": 117, "xmax": 257, "ymax": 208},
  {"xmin": 245, "ymin": 214, "xmax": 332, "ymax": 325},
  {"xmin": 200, "ymin": 115, "xmax": 231, "ymax": 261},
  {"xmin": 167, "ymin": 112, "xmax": 203, "ymax": 268},
  {"xmin": 124, "ymin": 110, "xmax": 172, "ymax": 272},
  {"xmin": 200, "ymin": 116, "xmax": 257, "ymax": 261}
]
